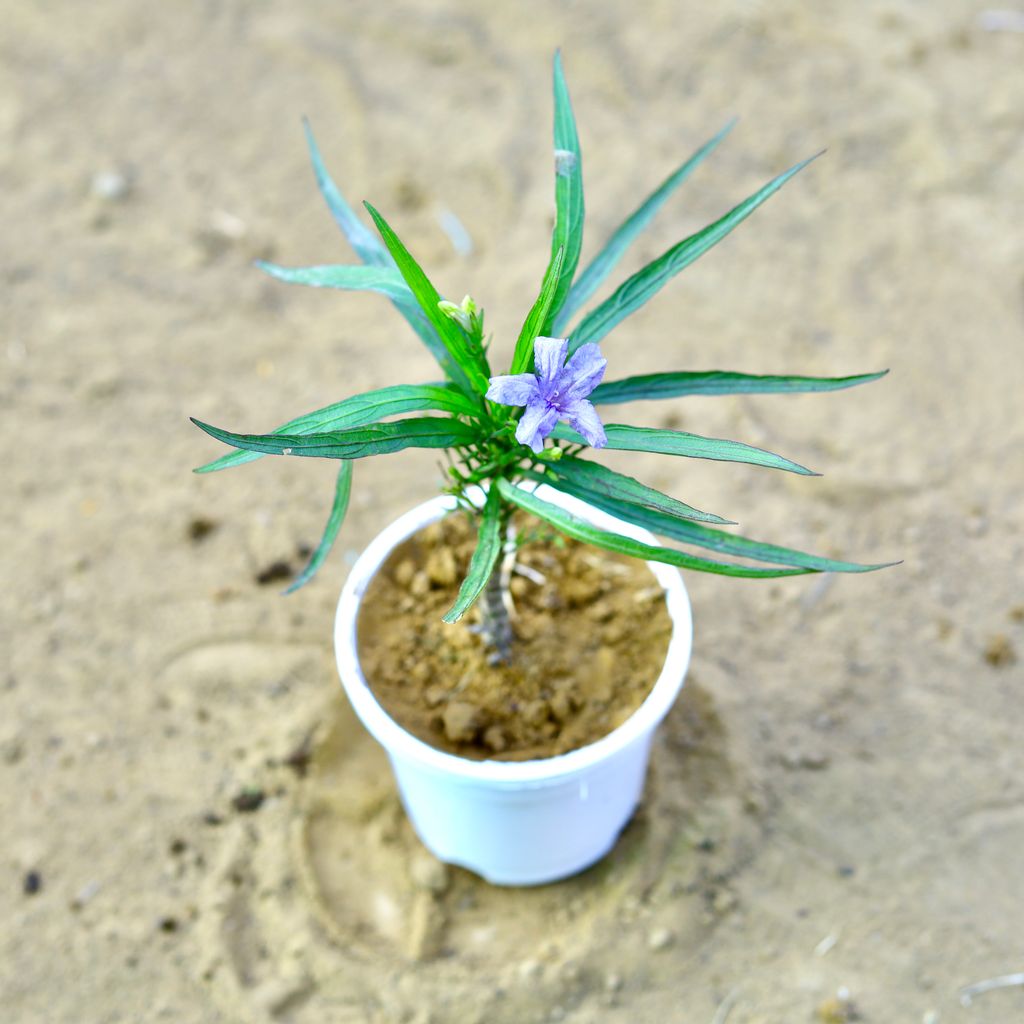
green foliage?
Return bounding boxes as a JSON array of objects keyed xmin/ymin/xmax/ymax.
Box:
[
  {"xmin": 192, "ymin": 54, "xmax": 891, "ymax": 608},
  {"xmin": 442, "ymin": 487, "xmax": 505, "ymax": 623},
  {"xmin": 553, "ymin": 118, "xmax": 736, "ymax": 334},
  {"xmin": 543, "ymin": 51, "xmax": 584, "ymax": 334}
]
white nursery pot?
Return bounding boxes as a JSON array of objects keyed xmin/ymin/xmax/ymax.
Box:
[{"xmin": 334, "ymin": 485, "xmax": 693, "ymax": 886}]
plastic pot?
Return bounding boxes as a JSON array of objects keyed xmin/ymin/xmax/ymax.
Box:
[{"xmin": 333, "ymin": 485, "xmax": 693, "ymax": 886}]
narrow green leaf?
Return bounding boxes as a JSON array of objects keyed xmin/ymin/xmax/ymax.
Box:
[
  {"xmin": 364, "ymin": 202, "xmax": 490, "ymax": 397},
  {"xmin": 592, "ymin": 369, "xmax": 889, "ymax": 405},
  {"xmin": 534, "ymin": 476, "xmax": 894, "ymax": 574},
  {"xmin": 442, "ymin": 488, "xmax": 504, "ymax": 623},
  {"xmin": 496, "ymin": 480, "xmax": 811, "ymax": 578},
  {"xmin": 551, "ymin": 423, "xmax": 817, "ymax": 475},
  {"xmin": 195, "ymin": 384, "xmax": 480, "ymax": 473},
  {"xmin": 303, "ymin": 118, "xmax": 388, "ymax": 266},
  {"xmin": 509, "ymin": 247, "xmax": 565, "ymax": 375},
  {"xmin": 192, "ymin": 415, "xmax": 478, "ymax": 461},
  {"xmin": 256, "ymin": 259, "xmax": 454, "ymax": 370},
  {"xmin": 554, "ymin": 118, "xmax": 736, "ymax": 334},
  {"xmin": 543, "ymin": 51, "xmax": 584, "ymax": 334},
  {"xmin": 256, "ymin": 261, "xmax": 413, "ymax": 303},
  {"xmin": 568, "ymin": 152, "xmax": 822, "ymax": 352},
  {"xmin": 546, "ymin": 457, "xmax": 734, "ymax": 525},
  {"xmin": 284, "ymin": 461, "xmax": 353, "ymax": 593}
]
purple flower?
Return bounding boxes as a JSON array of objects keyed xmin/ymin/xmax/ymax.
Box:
[{"xmin": 487, "ymin": 337, "xmax": 608, "ymax": 453}]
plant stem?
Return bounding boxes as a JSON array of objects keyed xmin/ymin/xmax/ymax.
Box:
[{"xmin": 477, "ymin": 512, "xmax": 517, "ymax": 665}]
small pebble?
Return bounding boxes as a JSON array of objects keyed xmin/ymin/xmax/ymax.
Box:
[
  {"xmin": 23, "ymin": 870, "xmax": 42, "ymax": 896},
  {"xmin": 442, "ymin": 702, "xmax": 484, "ymax": 744},
  {"xmin": 517, "ymin": 959, "xmax": 542, "ymax": 981},
  {"xmin": 983, "ymin": 633, "xmax": 1016, "ymax": 667},
  {"xmin": 71, "ymin": 879, "xmax": 101, "ymax": 910},
  {"xmin": 90, "ymin": 168, "xmax": 132, "ymax": 202},
  {"xmin": 410, "ymin": 852, "xmax": 450, "ymax": 895},
  {"xmin": 231, "ymin": 788, "xmax": 265, "ymax": 813},
  {"xmin": 426, "ymin": 548, "xmax": 457, "ymax": 588},
  {"xmin": 648, "ymin": 927, "xmax": 675, "ymax": 951},
  {"xmin": 712, "ymin": 889, "xmax": 737, "ymax": 914},
  {"xmin": 781, "ymin": 747, "xmax": 831, "ymax": 771}
]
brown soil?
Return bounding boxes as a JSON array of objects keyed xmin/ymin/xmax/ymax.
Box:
[{"xmin": 357, "ymin": 511, "xmax": 673, "ymax": 760}]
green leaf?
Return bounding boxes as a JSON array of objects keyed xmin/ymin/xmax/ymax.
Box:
[
  {"xmin": 256, "ymin": 261, "xmax": 414, "ymax": 303},
  {"xmin": 592, "ymin": 369, "xmax": 888, "ymax": 405},
  {"xmin": 551, "ymin": 423, "xmax": 817, "ymax": 475},
  {"xmin": 303, "ymin": 118, "xmax": 389, "ymax": 266},
  {"xmin": 509, "ymin": 246, "xmax": 565, "ymax": 375},
  {"xmin": 256, "ymin": 259, "xmax": 455, "ymax": 370},
  {"xmin": 543, "ymin": 51, "xmax": 584, "ymax": 334},
  {"xmin": 442, "ymin": 488, "xmax": 505, "ymax": 623},
  {"xmin": 195, "ymin": 384, "xmax": 480, "ymax": 473},
  {"xmin": 284, "ymin": 461, "xmax": 353, "ymax": 593},
  {"xmin": 364, "ymin": 202, "xmax": 490, "ymax": 397},
  {"xmin": 535, "ymin": 477, "xmax": 893, "ymax": 574},
  {"xmin": 553, "ymin": 118, "xmax": 736, "ymax": 334},
  {"xmin": 496, "ymin": 480, "xmax": 812, "ymax": 578},
  {"xmin": 545, "ymin": 457, "xmax": 734, "ymax": 525},
  {"xmin": 192, "ymin": 415, "xmax": 478, "ymax": 461},
  {"xmin": 568, "ymin": 152, "xmax": 822, "ymax": 352}
]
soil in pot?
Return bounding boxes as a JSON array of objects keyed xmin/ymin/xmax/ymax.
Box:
[{"xmin": 356, "ymin": 510, "xmax": 673, "ymax": 761}]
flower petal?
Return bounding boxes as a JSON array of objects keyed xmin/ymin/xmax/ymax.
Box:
[
  {"xmin": 486, "ymin": 373, "xmax": 539, "ymax": 407},
  {"xmin": 562, "ymin": 343, "xmax": 607, "ymax": 401},
  {"xmin": 533, "ymin": 336, "xmax": 569, "ymax": 387},
  {"xmin": 515, "ymin": 400, "xmax": 561, "ymax": 453},
  {"xmin": 566, "ymin": 399, "xmax": 607, "ymax": 449}
]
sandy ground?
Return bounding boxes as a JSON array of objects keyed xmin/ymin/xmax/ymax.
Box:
[{"xmin": 3, "ymin": 1, "xmax": 1023, "ymax": 1021}]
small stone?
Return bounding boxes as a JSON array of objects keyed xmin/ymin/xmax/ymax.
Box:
[
  {"xmin": 781, "ymin": 747, "xmax": 831, "ymax": 771},
  {"xmin": 70, "ymin": 879, "xmax": 101, "ymax": 910},
  {"xmin": 564, "ymin": 576, "xmax": 602, "ymax": 607},
  {"xmin": 522, "ymin": 699, "xmax": 551, "ymax": 727},
  {"xmin": 517, "ymin": 959, "xmax": 542, "ymax": 981},
  {"xmin": 410, "ymin": 852, "xmax": 450, "ymax": 894},
  {"xmin": 442, "ymin": 702, "xmax": 484, "ymax": 743},
  {"xmin": 648, "ymin": 927, "xmax": 674, "ymax": 951},
  {"xmin": 712, "ymin": 889, "xmax": 737, "ymax": 914},
  {"xmin": 816, "ymin": 993, "xmax": 860, "ymax": 1023},
  {"xmin": 410, "ymin": 571, "xmax": 430, "ymax": 597},
  {"xmin": 231, "ymin": 788, "xmax": 265, "ymax": 813},
  {"xmin": 482, "ymin": 725, "xmax": 508, "ymax": 753},
  {"xmin": 23, "ymin": 870, "xmax": 42, "ymax": 896},
  {"xmin": 549, "ymin": 691, "xmax": 573, "ymax": 723},
  {"xmin": 394, "ymin": 559, "xmax": 416, "ymax": 587},
  {"xmin": 587, "ymin": 599, "xmax": 614, "ymax": 622},
  {"xmin": 605, "ymin": 972, "xmax": 623, "ymax": 993},
  {"xmin": 424, "ymin": 684, "xmax": 447, "ymax": 707},
  {"xmin": 90, "ymin": 167, "xmax": 132, "ymax": 202},
  {"xmin": 406, "ymin": 891, "xmax": 445, "ymax": 961},
  {"xmin": 983, "ymin": 633, "xmax": 1016, "ymax": 668},
  {"xmin": 426, "ymin": 548, "xmax": 457, "ymax": 588},
  {"xmin": 187, "ymin": 517, "xmax": 217, "ymax": 542}
]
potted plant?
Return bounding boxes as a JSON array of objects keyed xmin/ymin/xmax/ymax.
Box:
[{"xmin": 192, "ymin": 53, "xmax": 892, "ymax": 885}]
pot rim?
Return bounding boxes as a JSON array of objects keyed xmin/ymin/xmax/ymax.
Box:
[{"xmin": 334, "ymin": 484, "xmax": 693, "ymax": 787}]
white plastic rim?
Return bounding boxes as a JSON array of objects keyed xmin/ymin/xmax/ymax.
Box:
[{"xmin": 334, "ymin": 484, "xmax": 693, "ymax": 884}]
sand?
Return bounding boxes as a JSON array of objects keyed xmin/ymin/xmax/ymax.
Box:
[{"xmin": 2, "ymin": 1, "xmax": 1023, "ymax": 1022}]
